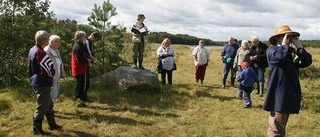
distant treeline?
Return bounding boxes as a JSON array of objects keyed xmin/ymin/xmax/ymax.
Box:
[
  {"xmin": 300, "ymin": 40, "xmax": 320, "ymax": 48},
  {"xmin": 146, "ymin": 32, "xmax": 225, "ymax": 46}
]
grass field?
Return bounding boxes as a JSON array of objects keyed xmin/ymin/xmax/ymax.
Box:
[{"xmin": 0, "ymin": 43, "xmax": 319, "ymax": 137}]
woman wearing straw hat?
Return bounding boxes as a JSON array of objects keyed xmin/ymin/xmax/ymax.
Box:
[{"xmin": 263, "ymin": 25, "xmax": 312, "ymax": 136}]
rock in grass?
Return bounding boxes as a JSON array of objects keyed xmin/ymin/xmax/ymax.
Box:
[{"xmin": 102, "ymin": 66, "xmax": 160, "ymax": 92}]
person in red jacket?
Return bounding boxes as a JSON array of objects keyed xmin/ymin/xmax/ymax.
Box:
[{"xmin": 71, "ymin": 31, "xmax": 92, "ymax": 107}]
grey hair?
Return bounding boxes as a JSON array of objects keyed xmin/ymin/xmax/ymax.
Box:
[
  {"xmin": 35, "ymin": 30, "xmax": 50, "ymax": 45},
  {"xmin": 49, "ymin": 35, "xmax": 60, "ymax": 44},
  {"xmin": 74, "ymin": 31, "xmax": 86, "ymax": 42},
  {"xmin": 251, "ymin": 35, "xmax": 259, "ymax": 42}
]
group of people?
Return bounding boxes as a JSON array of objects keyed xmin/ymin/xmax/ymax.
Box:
[
  {"xmin": 28, "ymin": 30, "xmax": 101, "ymax": 135},
  {"xmin": 28, "ymin": 12, "xmax": 312, "ymax": 136},
  {"xmin": 131, "ymin": 14, "xmax": 177, "ymax": 85},
  {"xmin": 191, "ymin": 25, "xmax": 313, "ymax": 136}
]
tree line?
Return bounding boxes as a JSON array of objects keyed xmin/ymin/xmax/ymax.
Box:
[
  {"xmin": 0, "ymin": 0, "xmax": 126, "ymax": 86},
  {"xmin": 147, "ymin": 32, "xmax": 225, "ymax": 46},
  {"xmin": 0, "ymin": 0, "xmax": 318, "ymax": 87}
]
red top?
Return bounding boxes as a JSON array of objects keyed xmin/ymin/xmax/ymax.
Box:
[{"xmin": 71, "ymin": 42, "xmax": 89, "ymax": 76}]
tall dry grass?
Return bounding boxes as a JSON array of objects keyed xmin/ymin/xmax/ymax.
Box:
[{"xmin": 0, "ymin": 43, "xmax": 319, "ymax": 136}]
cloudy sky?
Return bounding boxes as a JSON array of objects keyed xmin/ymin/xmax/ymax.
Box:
[{"xmin": 49, "ymin": 0, "xmax": 320, "ymax": 41}]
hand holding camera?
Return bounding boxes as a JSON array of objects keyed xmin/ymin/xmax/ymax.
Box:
[
  {"xmin": 291, "ymin": 35, "xmax": 302, "ymax": 49},
  {"xmin": 281, "ymin": 33, "xmax": 292, "ymax": 45}
]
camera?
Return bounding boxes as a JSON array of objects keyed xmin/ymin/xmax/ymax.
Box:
[{"xmin": 289, "ymin": 33, "xmax": 299, "ymax": 38}]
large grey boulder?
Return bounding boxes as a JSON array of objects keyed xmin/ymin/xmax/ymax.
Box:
[{"xmin": 102, "ymin": 66, "xmax": 160, "ymax": 91}]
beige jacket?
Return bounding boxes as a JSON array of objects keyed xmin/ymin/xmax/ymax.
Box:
[
  {"xmin": 44, "ymin": 45, "xmax": 65, "ymax": 82},
  {"xmin": 132, "ymin": 22, "xmax": 148, "ymax": 43}
]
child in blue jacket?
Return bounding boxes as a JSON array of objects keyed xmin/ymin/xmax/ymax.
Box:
[{"xmin": 236, "ymin": 62, "xmax": 258, "ymax": 108}]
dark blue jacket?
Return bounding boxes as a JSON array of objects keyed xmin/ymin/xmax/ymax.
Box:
[
  {"xmin": 28, "ymin": 45, "xmax": 55, "ymax": 87},
  {"xmin": 236, "ymin": 68, "xmax": 258, "ymax": 87},
  {"xmin": 221, "ymin": 43, "xmax": 239, "ymax": 59},
  {"xmin": 263, "ymin": 45, "xmax": 312, "ymax": 114}
]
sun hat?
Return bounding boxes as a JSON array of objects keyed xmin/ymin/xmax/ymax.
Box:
[
  {"xmin": 269, "ymin": 25, "xmax": 300, "ymax": 44},
  {"xmin": 241, "ymin": 62, "xmax": 250, "ymax": 69},
  {"xmin": 137, "ymin": 14, "xmax": 145, "ymax": 20}
]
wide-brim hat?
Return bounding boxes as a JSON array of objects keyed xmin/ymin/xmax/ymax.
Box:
[
  {"xmin": 137, "ymin": 14, "xmax": 145, "ymax": 20},
  {"xmin": 269, "ymin": 25, "xmax": 300, "ymax": 44}
]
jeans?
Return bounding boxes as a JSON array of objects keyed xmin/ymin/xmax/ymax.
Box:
[
  {"xmin": 239, "ymin": 85, "xmax": 253, "ymax": 107},
  {"xmin": 222, "ymin": 63, "xmax": 236, "ymax": 82},
  {"xmin": 51, "ymin": 81, "xmax": 60, "ymax": 103},
  {"xmin": 253, "ymin": 66, "xmax": 265, "ymax": 93},
  {"xmin": 253, "ymin": 67, "xmax": 265, "ymax": 83}
]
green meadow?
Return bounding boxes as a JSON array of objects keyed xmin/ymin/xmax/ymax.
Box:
[{"xmin": 0, "ymin": 44, "xmax": 319, "ymax": 137}]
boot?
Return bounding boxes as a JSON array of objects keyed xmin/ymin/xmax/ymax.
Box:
[
  {"xmin": 133, "ymin": 58, "xmax": 138, "ymax": 69},
  {"xmin": 231, "ymin": 78, "xmax": 236, "ymax": 88},
  {"xmin": 46, "ymin": 113, "xmax": 62, "ymax": 130},
  {"xmin": 259, "ymin": 82, "xmax": 264, "ymax": 97},
  {"xmin": 138, "ymin": 59, "xmax": 144, "ymax": 70},
  {"xmin": 222, "ymin": 79, "xmax": 226, "ymax": 88},
  {"xmin": 33, "ymin": 118, "xmax": 51, "ymax": 135},
  {"xmin": 256, "ymin": 83, "xmax": 260, "ymax": 95}
]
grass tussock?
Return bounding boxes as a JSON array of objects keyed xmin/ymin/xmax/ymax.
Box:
[{"xmin": 0, "ymin": 44, "xmax": 320, "ymax": 136}]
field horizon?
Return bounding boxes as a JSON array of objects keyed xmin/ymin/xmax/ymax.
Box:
[{"xmin": 0, "ymin": 43, "xmax": 319, "ymax": 137}]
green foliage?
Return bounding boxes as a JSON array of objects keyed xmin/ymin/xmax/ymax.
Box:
[
  {"xmin": 0, "ymin": 0, "xmax": 54, "ymax": 86},
  {"xmin": 147, "ymin": 32, "xmax": 225, "ymax": 46},
  {"xmin": 300, "ymin": 40, "xmax": 320, "ymax": 48},
  {"xmin": 49, "ymin": 19, "xmax": 79, "ymax": 76},
  {"xmin": 87, "ymin": 0, "xmax": 127, "ymax": 76},
  {"xmin": 300, "ymin": 65, "xmax": 320, "ymax": 79},
  {"xmin": 0, "ymin": 100, "xmax": 11, "ymax": 113}
]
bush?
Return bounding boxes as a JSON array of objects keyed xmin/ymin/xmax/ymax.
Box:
[
  {"xmin": 0, "ymin": 100, "xmax": 11, "ymax": 113},
  {"xmin": 300, "ymin": 65, "xmax": 320, "ymax": 79}
]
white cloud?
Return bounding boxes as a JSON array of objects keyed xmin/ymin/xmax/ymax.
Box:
[{"xmin": 49, "ymin": 0, "xmax": 320, "ymax": 41}]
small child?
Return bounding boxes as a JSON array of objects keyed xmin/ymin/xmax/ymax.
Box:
[{"xmin": 236, "ymin": 62, "xmax": 258, "ymax": 108}]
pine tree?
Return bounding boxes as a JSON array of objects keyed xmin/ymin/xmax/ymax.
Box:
[{"xmin": 87, "ymin": 0, "xmax": 127, "ymax": 75}]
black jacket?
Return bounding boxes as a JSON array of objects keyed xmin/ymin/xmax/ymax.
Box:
[{"xmin": 249, "ymin": 42, "xmax": 268, "ymax": 68}]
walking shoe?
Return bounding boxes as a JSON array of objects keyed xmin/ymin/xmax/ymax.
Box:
[
  {"xmin": 234, "ymin": 95, "xmax": 242, "ymax": 100},
  {"xmin": 139, "ymin": 65, "xmax": 144, "ymax": 70},
  {"xmin": 77, "ymin": 102, "xmax": 87, "ymax": 108},
  {"xmin": 85, "ymin": 98, "xmax": 93, "ymax": 103},
  {"xmin": 77, "ymin": 103, "xmax": 86, "ymax": 108}
]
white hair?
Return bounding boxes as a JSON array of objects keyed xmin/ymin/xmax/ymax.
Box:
[
  {"xmin": 251, "ymin": 36, "xmax": 259, "ymax": 42},
  {"xmin": 49, "ymin": 35, "xmax": 60, "ymax": 44},
  {"xmin": 241, "ymin": 40, "xmax": 249, "ymax": 46}
]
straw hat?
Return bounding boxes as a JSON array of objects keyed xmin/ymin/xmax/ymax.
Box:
[{"xmin": 269, "ymin": 25, "xmax": 300, "ymax": 44}]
